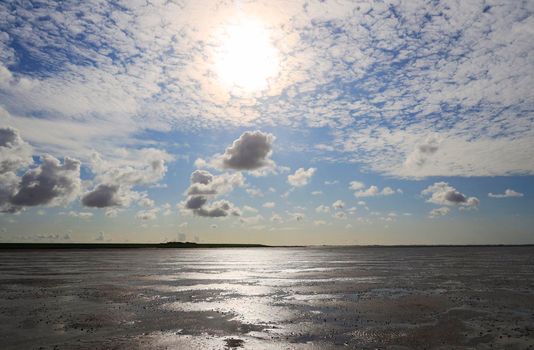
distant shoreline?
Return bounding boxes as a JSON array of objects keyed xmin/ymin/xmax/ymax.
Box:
[{"xmin": 0, "ymin": 242, "xmax": 533, "ymax": 249}]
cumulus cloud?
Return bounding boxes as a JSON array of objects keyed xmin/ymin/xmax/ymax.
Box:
[
  {"xmin": 333, "ymin": 211, "xmax": 346, "ymax": 220},
  {"xmin": 287, "ymin": 167, "xmax": 316, "ymax": 187},
  {"xmin": 216, "ymin": 131, "xmax": 275, "ymax": 172},
  {"xmin": 488, "ymin": 189, "xmax": 524, "ymax": 198},
  {"xmin": 332, "ymin": 200, "xmax": 345, "ymax": 210},
  {"xmin": 349, "ymin": 181, "xmax": 364, "ymax": 190},
  {"xmin": 262, "ymin": 202, "xmax": 275, "ymax": 208},
  {"xmin": 353, "ymin": 185, "xmax": 397, "ymax": 198},
  {"xmin": 429, "ymin": 207, "xmax": 450, "ymax": 218},
  {"xmin": 82, "ymin": 184, "xmax": 121, "ymax": 208},
  {"xmin": 0, "ymin": 126, "xmax": 32, "ymax": 174},
  {"xmin": 82, "ymin": 149, "xmax": 172, "ymax": 209},
  {"xmin": 315, "ymin": 205, "xmax": 330, "ymax": 213},
  {"xmin": 270, "ymin": 214, "xmax": 283, "ymax": 223},
  {"xmin": 10, "ymin": 155, "xmax": 81, "ymax": 207},
  {"xmin": 182, "ymin": 169, "xmax": 243, "ymax": 218},
  {"xmin": 136, "ymin": 208, "xmax": 159, "ymax": 220},
  {"xmin": 422, "ymin": 182, "xmax": 480, "ymax": 208},
  {"xmin": 195, "ymin": 200, "xmax": 241, "ymax": 218},
  {"xmin": 187, "ymin": 170, "xmax": 245, "ymax": 197}
]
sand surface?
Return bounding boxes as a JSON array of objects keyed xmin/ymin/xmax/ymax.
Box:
[{"xmin": 1, "ymin": 246, "xmax": 533, "ymax": 349}]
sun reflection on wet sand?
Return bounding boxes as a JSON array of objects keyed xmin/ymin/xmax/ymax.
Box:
[{"xmin": 1, "ymin": 247, "xmax": 534, "ymax": 349}]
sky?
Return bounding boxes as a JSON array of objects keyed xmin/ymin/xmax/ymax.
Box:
[{"xmin": 0, "ymin": 0, "xmax": 533, "ymax": 245}]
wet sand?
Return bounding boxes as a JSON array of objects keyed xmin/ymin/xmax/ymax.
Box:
[{"xmin": 0, "ymin": 247, "xmax": 533, "ymax": 349}]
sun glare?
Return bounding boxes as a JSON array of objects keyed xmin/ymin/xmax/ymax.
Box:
[{"xmin": 214, "ymin": 18, "xmax": 279, "ymax": 93}]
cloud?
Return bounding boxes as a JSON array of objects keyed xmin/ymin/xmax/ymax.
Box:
[
  {"xmin": 187, "ymin": 170, "xmax": 245, "ymax": 197},
  {"xmin": 270, "ymin": 214, "xmax": 283, "ymax": 223},
  {"xmin": 314, "ymin": 220, "xmax": 326, "ymax": 226},
  {"xmin": 216, "ymin": 131, "xmax": 275, "ymax": 172},
  {"xmin": 136, "ymin": 208, "xmax": 159, "ymax": 220},
  {"xmin": 0, "ymin": 126, "xmax": 32, "ymax": 174},
  {"xmin": 333, "ymin": 211, "xmax": 346, "ymax": 220},
  {"xmin": 10, "ymin": 155, "xmax": 81, "ymax": 207},
  {"xmin": 291, "ymin": 212, "xmax": 305, "ymax": 222},
  {"xmin": 311, "ymin": 190, "xmax": 322, "ymax": 196},
  {"xmin": 246, "ymin": 187, "xmax": 264, "ymax": 197},
  {"xmin": 404, "ymin": 136, "xmax": 440, "ymax": 169},
  {"xmin": 429, "ymin": 207, "xmax": 450, "ymax": 218},
  {"xmin": 488, "ymin": 189, "xmax": 524, "ymax": 198},
  {"xmin": 262, "ymin": 202, "xmax": 275, "ymax": 208},
  {"xmin": 243, "ymin": 205, "xmax": 258, "ymax": 213},
  {"xmin": 354, "ymin": 185, "xmax": 397, "ymax": 198},
  {"xmin": 82, "ymin": 149, "xmax": 172, "ymax": 208},
  {"xmin": 61, "ymin": 211, "xmax": 93, "ymax": 219},
  {"xmin": 82, "ymin": 184, "xmax": 121, "ymax": 208},
  {"xmin": 95, "ymin": 231, "xmax": 105, "ymax": 241},
  {"xmin": 332, "ymin": 200, "xmax": 345, "ymax": 210},
  {"xmin": 287, "ymin": 167, "xmax": 316, "ymax": 187},
  {"xmin": 315, "ymin": 205, "xmax": 330, "ymax": 213},
  {"xmin": 182, "ymin": 168, "xmax": 244, "ymax": 218},
  {"xmin": 195, "ymin": 200, "xmax": 241, "ymax": 218},
  {"xmin": 422, "ymin": 182, "xmax": 480, "ymax": 208},
  {"xmin": 349, "ymin": 181, "xmax": 364, "ymax": 190}
]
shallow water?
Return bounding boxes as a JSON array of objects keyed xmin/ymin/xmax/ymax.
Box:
[{"xmin": 1, "ymin": 247, "xmax": 533, "ymax": 349}]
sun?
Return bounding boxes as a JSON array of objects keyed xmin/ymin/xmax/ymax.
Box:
[{"xmin": 214, "ymin": 18, "xmax": 279, "ymax": 94}]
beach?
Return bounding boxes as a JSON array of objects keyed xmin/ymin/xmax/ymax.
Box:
[{"xmin": 1, "ymin": 246, "xmax": 533, "ymax": 349}]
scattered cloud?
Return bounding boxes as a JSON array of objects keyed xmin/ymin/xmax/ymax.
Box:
[
  {"xmin": 332, "ymin": 200, "xmax": 345, "ymax": 210},
  {"xmin": 422, "ymin": 182, "xmax": 480, "ymax": 208},
  {"xmin": 262, "ymin": 202, "xmax": 275, "ymax": 208},
  {"xmin": 212, "ymin": 131, "xmax": 276, "ymax": 174},
  {"xmin": 429, "ymin": 207, "xmax": 451, "ymax": 218},
  {"xmin": 354, "ymin": 185, "xmax": 397, "ymax": 198},
  {"xmin": 288, "ymin": 167, "xmax": 316, "ymax": 187},
  {"xmin": 488, "ymin": 189, "xmax": 524, "ymax": 198}
]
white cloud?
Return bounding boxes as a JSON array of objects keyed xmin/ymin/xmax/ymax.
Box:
[
  {"xmin": 354, "ymin": 185, "xmax": 397, "ymax": 198},
  {"xmin": 429, "ymin": 207, "xmax": 451, "ymax": 218},
  {"xmin": 333, "ymin": 211, "xmax": 346, "ymax": 220},
  {"xmin": 315, "ymin": 205, "xmax": 330, "ymax": 213},
  {"xmin": 262, "ymin": 202, "xmax": 275, "ymax": 208},
  {"xmin": 287, "ymin": 167, "xmax": 316, "ymax": 187},
  {"xmin": 243, "ymin": 205, "xmax": 258, "ymax": 213},
  {"xmin": 349, "ymin": 181, "xmax": 364, "ymax": 190},
  {"xmin": 422, "ymin": 182, "xmax": 480, "ymax": 208},
  {"xmin": 311, "ymin": 190, "xmax": 323, "ymax": 196},
  {"xmin": 270, "ymin": 214, "xmax": 283, "ymax": 223},
  {"xmin": 136, "ymin": 208, "xmax": 159, "ymax": 221},
  {"xmin": 488, "ymin": 189, "xmax": 524, "ymax": 198},
  {"xmin": 332, "ymin": 200, "xmax": 345, "ymax": 210}
]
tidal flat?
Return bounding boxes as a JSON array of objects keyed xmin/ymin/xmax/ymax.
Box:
[{"xmin": 0, "ymin": 246, "xmax": 533, "ymax": 349}]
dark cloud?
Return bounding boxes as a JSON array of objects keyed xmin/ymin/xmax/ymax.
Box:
[
  {"xmin": 194, "ymin": 200, "xmax": 241, "ymax": 218},
  {"xmin": 185, "ymin": 195, "xmax": 207, "ymax": 210},
  {"xmin": 10, "ymin": 155, "xmax": 81, "ymax": 207},
  {"xmin": 219, "ymin": 131, "xmax": 275, "ymax": 170},
  {"xmin": 82, "ymin": 184, "xmax": 121, "ymax": 208},
  {"xmin": 191, "ymin": 170, "xmax": 213, "ymax": 185}
]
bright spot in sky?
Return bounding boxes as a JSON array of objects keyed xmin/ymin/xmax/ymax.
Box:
[{"xmin": 214, "ymin": 18, "xmax": 279, "ymax": 93}]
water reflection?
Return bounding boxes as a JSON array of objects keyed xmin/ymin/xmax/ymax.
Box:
[{"xmin": 1, "ymin": 247, "xmax": 534, "ymax": 349}]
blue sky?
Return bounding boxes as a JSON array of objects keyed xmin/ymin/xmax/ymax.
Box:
[{"xmin": 0, "ymin": 0, "xmax": 533, "ymax": 244}]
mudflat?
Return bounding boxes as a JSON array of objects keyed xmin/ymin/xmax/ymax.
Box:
[{"xmin": 0, "ymin": 246, "xmax": 533, "ymax": 349}]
